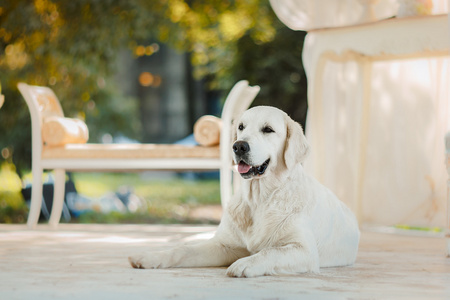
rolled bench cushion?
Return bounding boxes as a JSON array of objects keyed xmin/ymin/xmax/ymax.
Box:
[
  {"xmin": 193, "ymin": 115, "xmax": 222, "ymax": 146},
  {"xmin": 42, "ymin": 116, "xmax": 89, "ymax": 146}
]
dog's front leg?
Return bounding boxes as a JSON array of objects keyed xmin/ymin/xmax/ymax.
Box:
[
  {"xmin": 129, "ymin": 238, "xmax": 248, "ymax": 269},
  {"xmin": 226, "ymin": 239, "xmax": 319, "ymax": 278}
]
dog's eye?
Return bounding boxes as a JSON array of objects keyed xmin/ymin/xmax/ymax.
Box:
[
  {"xmin": 238, "ymin": 124, "xmax": 244, "ymax": 131},
  {"xmin": 262, "ymin": 126, "xmax": 275, "ymax": 134}
]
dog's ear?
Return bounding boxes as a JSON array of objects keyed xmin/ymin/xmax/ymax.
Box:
[{"xmin": 284, "ymin": 116, "xmax": 310, "ymax": 169}]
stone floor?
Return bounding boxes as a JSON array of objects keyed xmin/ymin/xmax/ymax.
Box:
[{"xmin": 0, "ymin": 224, "xmax": 449, "ymax": 300}]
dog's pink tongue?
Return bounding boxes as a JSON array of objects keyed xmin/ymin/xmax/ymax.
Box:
[{"xmin": 238, "ymin": 162, "xmax": 251, "ymax": 174}]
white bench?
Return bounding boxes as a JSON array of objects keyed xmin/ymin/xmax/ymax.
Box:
[{"xmin": 19, "ymin": 80, "xmax": 260, "ymax": 228}]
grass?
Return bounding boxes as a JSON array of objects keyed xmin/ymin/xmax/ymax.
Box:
[
  {"xmin": 73, "ymin": 173, "xmax": 220, "ymax": 205},
  {"xmin": 71, "ymin": 172, "xmax": 221, "ymax": 224}
]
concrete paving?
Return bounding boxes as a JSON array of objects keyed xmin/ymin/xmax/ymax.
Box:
[{"xmin": 1, "ymin": 224, "xmax": 449, "ymax": 300}]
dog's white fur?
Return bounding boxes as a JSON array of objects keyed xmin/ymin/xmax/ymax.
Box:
[{"xmin": 129, "ymin": 106, "xmax": 360, "ymax": 277}]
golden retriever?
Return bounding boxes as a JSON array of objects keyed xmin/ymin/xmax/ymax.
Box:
[{"xmin": 129, "ymin": 106, "xmax": 360, "ymax": 277}]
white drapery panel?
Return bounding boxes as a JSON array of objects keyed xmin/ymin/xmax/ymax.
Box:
[
  {"xmin": 304, "ymin": 58, "xmax": 450, "ymax": 227},
  {"xmin": 269, "ymin": 0, "xmax": 450, "ymax": 227}
]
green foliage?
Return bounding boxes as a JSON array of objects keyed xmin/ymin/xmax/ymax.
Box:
[
  {"xmin": 0, "ymin": 161, "xmax": 22, "ymax": 191},
  {"xmin": 0, "ymin": 191, "xmax": 28, "ymax": 223},
  {"xmin": 0, "ymin": 0, "xmax": 307, "ymax": 170},
  {"xmin": 0, "ymin": 0, "xmax": 158, "ymax": 169},
  {"xmin": 0, "ymin": 161, "xmax": 28, "ymax": 223},
  {"xmin": 229, "ymin": 26, "xmax": 308, "ymax": 127}
]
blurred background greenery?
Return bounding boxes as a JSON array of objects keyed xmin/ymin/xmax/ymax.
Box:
[{"xmin": 0, "ymin": 0, "xmax": 307, "ymax": 224}]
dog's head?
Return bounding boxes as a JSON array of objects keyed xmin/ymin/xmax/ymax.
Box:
[{"xmin": 232, "ymin": 106, "xmax": 309, "ymax": 179}]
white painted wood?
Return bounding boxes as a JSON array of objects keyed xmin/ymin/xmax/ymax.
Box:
[
  {"xmin": 41, "ymin": 158, "xmax": 223, "ymax": 171},
  {"xmin": 28, "ymin": 166, "xmax": 43, "ymax": 229},
  {"xmin": 48, "ymin": 169, "xmax": 66, "ymax": 228}
]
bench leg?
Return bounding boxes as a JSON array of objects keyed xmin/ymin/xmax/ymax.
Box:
[
  {"xmin": 27, "ymin": 167, "xmax": 43, "ymax": 229},
  {"xmin": 220, "ymin": 167, "xmax": 231, "ymax": 208},
  {"xmin": 49, "ymin": 169, "xmax": 66, "ymax": 228}
]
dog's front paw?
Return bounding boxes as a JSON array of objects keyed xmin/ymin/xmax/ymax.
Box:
[
  {"xmin": 226, "ymin": 256, "xmax": 268, "ymax": 278},
  {"xmin": 128, "ymin": 251, "xmax": 172, "ymax": 269}
]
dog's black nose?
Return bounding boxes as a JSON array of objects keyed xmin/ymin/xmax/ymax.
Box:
[{"xmin": 233, "ymin": 141, "xmax": 250, "ymax": 156}]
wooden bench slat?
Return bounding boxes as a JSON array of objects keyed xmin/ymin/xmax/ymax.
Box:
[{"xmin": 42, "ymin": 144, "xmax": 220, "ymax": 159}]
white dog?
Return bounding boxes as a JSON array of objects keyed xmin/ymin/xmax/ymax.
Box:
[{"xmin": 129, "ymin": 106, "xmax": 360, "ymax": 277}]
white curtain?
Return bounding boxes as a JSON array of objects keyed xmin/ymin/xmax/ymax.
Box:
[
  {"xmin": 304, "ymin": 58, "xmax": 450, "ymax": 227},
  {"xmin": 270, "ymin": 0, "xmax": 450, "ymax": 227},
  {"xmin": 362, "ymin": 59, "xmax": 449, "ymax": 227}
]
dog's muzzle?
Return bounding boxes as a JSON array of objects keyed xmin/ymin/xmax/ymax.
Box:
[
  {"xmin": 233, "ymin": 140, "xmax": 270, "ymax": 178},
  {"xmin": 237, "ymin": 159, "xmax": 270, "ymax": 178}
]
